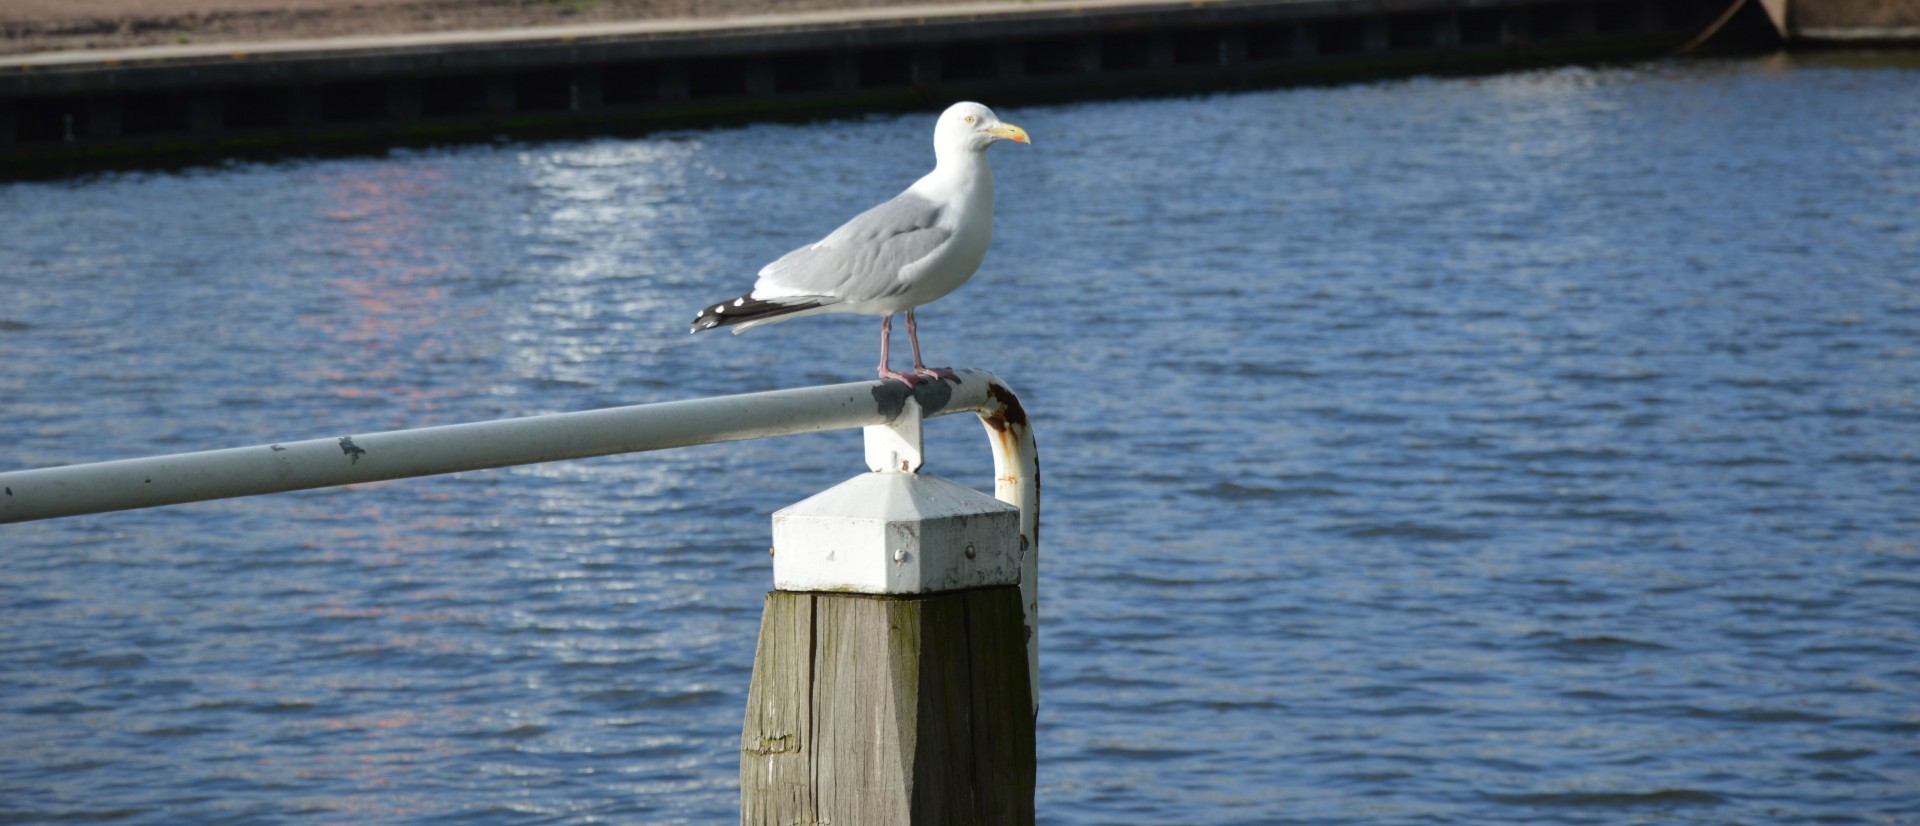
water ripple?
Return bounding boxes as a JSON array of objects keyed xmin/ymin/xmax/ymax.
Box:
[{"xmin": 3, "ymin": 54, "xmax": 1919, "ymax": 826}]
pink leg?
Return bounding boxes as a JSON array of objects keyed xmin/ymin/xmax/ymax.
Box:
[
  {"xmin": 877, "ymin": 314, "xmax": 922, "ymax": 388},
  {"xmin": 906, "ymin": 310, "xmax": 960, "ymax": 383}
]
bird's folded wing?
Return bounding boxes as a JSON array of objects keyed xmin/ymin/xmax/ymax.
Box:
[{"xmin": 753, "ymin": 192, "xmax": 951, "ymax": 302}]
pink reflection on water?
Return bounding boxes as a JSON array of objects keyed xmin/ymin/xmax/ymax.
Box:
[{"xmin": 293, "ymin": 163, "xmax": 489, "ymax": 425}]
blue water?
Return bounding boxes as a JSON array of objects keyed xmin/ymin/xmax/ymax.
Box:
[{"xmin": 4, "ymin": 52, "xmax": 1919, "ymax": 824}]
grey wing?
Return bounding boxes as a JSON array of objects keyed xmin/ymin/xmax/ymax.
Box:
[{"xmin": 752, "ymin": 192, "xmax": 950, "ymax": 302}]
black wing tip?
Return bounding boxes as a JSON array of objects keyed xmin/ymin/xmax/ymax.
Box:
[
  {"xmin": 689, "ymin": 296, "xmax": 740, "ymax": 334},
  {"xmin": 689, "ymin": 307, "xmax": 724, "ymax": 334},
  {"xmin": 690, "ymin": 293, "xmax": 825, "ymax": 333}
]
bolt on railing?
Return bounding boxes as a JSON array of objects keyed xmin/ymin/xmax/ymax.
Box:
[
  {"xmin": 3, "ymin": 370, "xmax": 1052, "ymax": 822},
  {"xmin": 0, "ymin": 369, "xmax": 1039, "ymax": 706},
  {"xmin": 4, "ymin": 369, "xmax": 1041, "ymax": 824}
]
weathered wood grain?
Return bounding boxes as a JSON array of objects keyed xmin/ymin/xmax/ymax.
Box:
[
  {"xmin": 741, "ymin": 591, "xmax": 816, "ymax": 825},
  {"xmin": 741, "ymin": 586, "xmax": 1033, "ymax": 825}
]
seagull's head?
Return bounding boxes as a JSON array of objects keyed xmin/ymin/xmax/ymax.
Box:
[{"xmin": 936, "ymin": 101, "xmax": 1031, "ymax": 154}]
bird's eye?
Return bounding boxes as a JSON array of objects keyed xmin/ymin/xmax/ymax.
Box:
[{"xmin": 965, "ymin": 116, "xmax": 976, "ymax": 124}]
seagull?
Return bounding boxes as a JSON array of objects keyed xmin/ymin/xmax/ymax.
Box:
[{"xmin": 690, "ymin": 101, "xmax": 1030, "ymax": 387}]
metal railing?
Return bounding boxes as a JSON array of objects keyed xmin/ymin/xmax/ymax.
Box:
[{"xmin": 0, "ymin": 369, "xmax": 1040, "ymax": 704}]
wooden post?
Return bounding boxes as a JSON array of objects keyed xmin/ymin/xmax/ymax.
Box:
[
  {"xmin": 741, "ymin": 399, "xmax": 1036, "ymax": 825},
  {"xmin": 741, "ymin": 587, "xmax": 1034, "ymax": 825}
]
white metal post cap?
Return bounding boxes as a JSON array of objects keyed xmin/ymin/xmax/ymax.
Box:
[{"xmin": 771, "ymin": 471, "xmax": 1020, "ymax": 595}]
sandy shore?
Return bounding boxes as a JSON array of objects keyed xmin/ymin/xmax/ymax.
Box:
[{"xmin": 0, "ymin": 0, "xmax": 1037, "ymax": 57}]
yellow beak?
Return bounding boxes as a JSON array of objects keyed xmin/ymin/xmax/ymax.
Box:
[{"xmin": 983, "ymin": 122, "xmax": 1032, "ymax": 145}]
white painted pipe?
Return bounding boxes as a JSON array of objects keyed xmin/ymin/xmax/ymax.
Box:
[
  {"xmin": 0, "ymin": 368, "xmax": 1033, "ymax": 524},
  {"xmin": 0, "ymin": 367, "xmax": 1040, "ymax": 709}
]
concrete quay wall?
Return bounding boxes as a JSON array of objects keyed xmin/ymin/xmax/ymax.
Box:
[
  {"xmin": 1788, "ymin": 0, "xmax": 1920, "ymax": 41},
  {"xmin": 0, "ymin": 0, "xmax": 1757, "ymax": 171}
]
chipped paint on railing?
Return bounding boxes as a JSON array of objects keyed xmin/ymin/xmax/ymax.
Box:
[{"xmin": 0, "ymin": 368, "xmax": 1041, "ymax": 710}]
